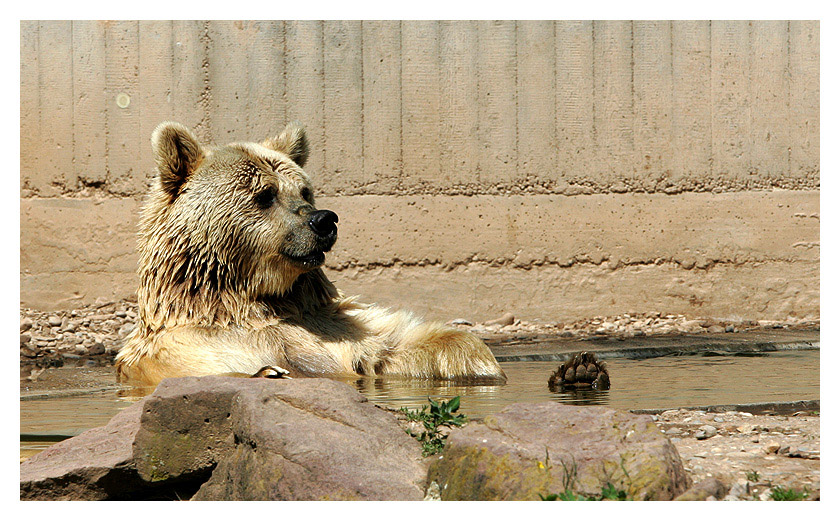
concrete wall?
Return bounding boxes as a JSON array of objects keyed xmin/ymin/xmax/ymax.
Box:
[{"xmin": 20, "ymin": 21, "xmax": 820, "ymax": 323}]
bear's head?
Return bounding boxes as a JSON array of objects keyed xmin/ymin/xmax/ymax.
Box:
[{"xmin": 137, "ymin": 121, "xmax": 339, "ymax": 327}]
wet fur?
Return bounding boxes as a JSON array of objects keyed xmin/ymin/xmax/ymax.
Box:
[{"xmin": 116, "ymin": 122, "xmax": 506, "ymax": 386}]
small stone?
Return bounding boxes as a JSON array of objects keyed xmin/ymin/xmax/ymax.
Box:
[
  {"xmin": 725, "ymin": 325, "xmax": 735, "ymax": 333},
  {"xmin": 728, "ymin": 480, "xmax": 750, "ymax": 499},
  {"xmin": 115, "ymin": 310, "xmax": 128, "ymax": 318},
  {"xmin": 62, "ymin": 321, "xmax": 78, "ymax": 333},
  {"xmin": 424, "ymin": 481, "xmax": 441, "ymax": 501},
  {"xmin": 449, "ymin": 318, "xmax": 473, "ymax": 326},
  {"xmin": 20, "ymin": 318, "xmax": 33, "ymax": 332},
  {"xmin": 665, "ymin": 427, "xmax": 682, "ymax": 436},
  {"xmin": 73, "ymin": 345, "xmax": 88, "ymax": 356},
  {"xmin": 695, "ymin": 425, "xmax": 717, "ymax": 440},
  {"xmin": 20, "ymin": 333, "xmax": 31, "ymax": 346},
  {"xmin": 118, "ymin": 322, "xmax": 135, "ymax": 337},
  {"xmin": 87, "ymin": 342, "xmax": 106, "ymax": 356},
  {"xmin": 765, "ymin": 443, "xmax": 781, "ymax": 454},
  {"xmin": 484, "ymin": 312, "xmax": 515, "ymax": 327},
  {"xmin": 47, "ymin": 315, "xmax": 62, "ymax": 327}
]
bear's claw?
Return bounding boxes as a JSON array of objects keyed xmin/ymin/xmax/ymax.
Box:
[{"xmin": 252, "ymin": 365, "xmax": 292, "ymax": 379}]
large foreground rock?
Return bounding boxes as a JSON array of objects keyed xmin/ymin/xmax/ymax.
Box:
[
  {"xmin": 192, "ymin": 378, "xmax": 426, "ymax": 500},
  {"xmin": 21, "ymin": 377, "xmax": 426, "ymax": 500},
  {"xmin": 20, "ymin": 401, "xmax": 145, "ymax": 500},
  {"xmin": 428, "ymin": 402, "xmax": 690, "ymax": 500}
]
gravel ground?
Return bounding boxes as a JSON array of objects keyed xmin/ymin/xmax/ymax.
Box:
[
  {"xmin": 19, "ymin": 298, "xmax": 137, "ymax": 380},
  {"xmin": 651, "ymin": 408, "xmax": 820, "ymax": 501},
  {"xmin": 453, "ymin": 310, "xmax": 819, "ymax": 339}
]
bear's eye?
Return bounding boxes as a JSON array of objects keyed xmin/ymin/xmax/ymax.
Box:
[
  {"xmin": 254, "ymin": 187, "xmax": 276, "ymax": 209},
  {"xmin": 300, "ymin": 187, "xmax": 312, "ymax": 202}
]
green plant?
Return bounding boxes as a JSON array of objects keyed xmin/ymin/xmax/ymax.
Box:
[
  {"xmin": 401, "ymin": 396, "xmax": 467, "ymax": 456},
  {"xmin": 537, "ymin": 452, "xmax": 629, "ymax": 501},
  {"xmin": 746, "ymin": 470, "xmax": 761, "ymax": 482},
  {"xmin": 769, "ymin": 486, "xmax": 809, "ymax": 501},
  {"xmin": 599, "ymin": 483, "xmax": 629, "ymax": 501},
  {"xmin": 539, "ymin": 483, "xmax": 629, "ymax": 501}
]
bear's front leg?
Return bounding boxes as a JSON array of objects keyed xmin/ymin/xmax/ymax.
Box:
[{"xmin": 381, "ymin": 324, "xmax": 507, "ymax": 382}]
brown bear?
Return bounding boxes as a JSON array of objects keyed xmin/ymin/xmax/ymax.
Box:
[{"xmin": 115, "ymin": 121, "xmax": 506, "ymax": 386}]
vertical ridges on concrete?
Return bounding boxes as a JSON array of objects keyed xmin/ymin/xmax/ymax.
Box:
[
  {"xmin": 20, "ymin": 20, "xmax": 820, "ymax": 197},
  {"xmin": 477, "ymin": 20, "xmax": 517, "ymax": 187},
  {"xmin": 711, "ymin": 21, "xmax": 751, "ymax": 180},
  {"xmin": 401, "ymin": 20, "xmax": 440, "ymax": 189},
  {"xmin": 440, "ymin": 20, "xmax": 480, "ymax": 189},
  {"xmin": 593, "ymin": 20, "xmax": 633, "ymax": 188},
  {"xmin": 72, "ymin": 21, "xmax": 108, "ymax": 190},
  {"xmin": 516, "ymin": 21, "xmax": 556, "ymax": 189},
  {"xmin": 104, "ymin": 21, "xmax": 141, "ymax": 196},
  {"xmin": 323, "ymin": 21, "xmax": 363, "ymax": 194},
  {"xmin": 171, "ymin": 21, "xmax": 209, "ymax": 141},
  {"xmin": 36, "ymin": 21, "xmax": 74, "ymax": 196},
  {"xmin": 362, "ymin": 21, "xmax": 401, "ymax": 194},
  {"xmin": 284, "ymin": 21, "xmax": 325, "ymax": 184},
  {"xmin": 138, "ymin": 21, "xmax": 174, "ymax": 192},
  {"xmin": 750, "ymin": 20, "xmax": 790, "ymax": 185},
  {"xmin": 671, "ymin": 21, "xmax": 712, "ymax": 184},
  {"xmin": 633, "ymin": 21, "xmax": 673, "ymax": 189},
  {"xmin": 556, "ymin": 20, "xmax": 595, "ymax": 191},
  {"xmin": 788, "ymin": 21, "xmax": 820, "ymax": 181},
  {"xmin": 246, "ymin": 21, "xmax": 286, "ymax": 141}
]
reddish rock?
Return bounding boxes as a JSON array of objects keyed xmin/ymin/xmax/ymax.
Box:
[
  {"xmin": 193, "ymin": 378, "xmax": 427, "ymax": 500},
  {"xmin": 20, "ymin": 401, "xmax": 146, "ymax": 500},
  {"xmin": 429, "ymin": 402, "xmax": 689, "ymax": 500}
]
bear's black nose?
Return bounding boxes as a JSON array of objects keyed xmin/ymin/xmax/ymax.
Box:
[{"xmin": 308, "ymin": 209, "xmax": 339, "ymax": 237}]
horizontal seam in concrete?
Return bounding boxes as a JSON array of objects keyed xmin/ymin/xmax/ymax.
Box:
[
  {"xmin": 325, "ymin": 256, "xmax": 817, "ymax": 273},
  {"xmin": 19, "ymin": 181, "xmax": 823, "ymax": 199}
]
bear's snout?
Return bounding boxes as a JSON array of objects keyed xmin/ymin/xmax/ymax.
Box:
[{"xmin": 308, "ymin": 209, "xmax": 339, "ymax": 238}]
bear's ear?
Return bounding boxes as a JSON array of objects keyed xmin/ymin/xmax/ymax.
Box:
[
  {"xmin": 262, "ymin": 121, "xmax": 310, "ymax": 167},
  {"xmin": 151, "ymin": 122, "xmax": 205, "ymax": 198}
]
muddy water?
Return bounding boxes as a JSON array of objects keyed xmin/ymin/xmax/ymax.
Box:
[
  {"xmin": 349, "ymin": 350, "xmax": 820, "ymax": 418},
  {"xmin": 20, "ymin": 350, "xmax": 819, "ymax": 457}
]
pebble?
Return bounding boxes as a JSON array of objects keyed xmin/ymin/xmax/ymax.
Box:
[
  {"xmin": 731, "ymin": 480, "xmax": 751, "ymax": 497},
  {"xmin": 484, "ymin": 312, "xmax": 515, "ymax": 327},
  {"xmin": 20, "ymin": 318, "xmax": 33, "ymax": 332},
  {"xmin": 47, "ymin": 316, "xmax": 62, "ymax": 327},
  {"xmin": 695, "ymin": 425, "xmax": 718, "ymax": 440},
  {"xmin": 765, "ymin": 443, "xmax": 781, "ymax": 454},
  {"xmin": 87, "ymin": 342, "xmax": 106, "ymax": 356},
  {"xmin": 118, "ymin": 323, "xmax": 135, "ymax": 337}
]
